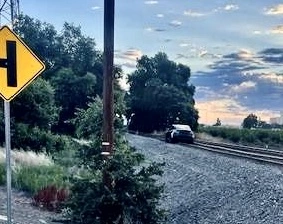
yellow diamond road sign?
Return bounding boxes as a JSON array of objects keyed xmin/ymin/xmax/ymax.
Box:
[{"xmin": 0, "ymin": 26, "xmax": 45, "ymax": 101}]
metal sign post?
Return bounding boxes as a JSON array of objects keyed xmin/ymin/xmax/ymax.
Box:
[{"xmin": 4, "ymin": 101, "xmax": 11, "ymax": 223}]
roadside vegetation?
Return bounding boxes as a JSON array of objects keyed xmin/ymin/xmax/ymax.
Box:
[
  {"xmin": 0, "ymin": 14, "xmax": 167, "ymax": 223},
  {"xmin": 199, "ymin": 126, "xmax": 283, "ymax": 148}
]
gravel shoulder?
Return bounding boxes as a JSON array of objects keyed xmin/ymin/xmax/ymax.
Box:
[
  {"xmin": 0, "ymin": 187, "xmax": 64, "ymax": 224},
  {"xmin": 127, "ymin": 133, "xmax": 283, "ymax": 224}
]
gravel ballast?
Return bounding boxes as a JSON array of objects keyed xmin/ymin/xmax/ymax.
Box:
[{"xmin": 127, "ymin": 134, "xmax": 283, "ymax": 224}]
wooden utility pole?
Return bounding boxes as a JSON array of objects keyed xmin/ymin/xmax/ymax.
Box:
[{"xmin": 102, "ymin": 0, "xmax": 115, "ymax": 156}]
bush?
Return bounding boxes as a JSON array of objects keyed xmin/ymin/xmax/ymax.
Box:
[
  {"xmin": 65, "ymin": 141, "xmax": 166, "ymax": 224},
  {"xmin": 11, "ymin": 123, "xmax": 69, "ymax": 153}
]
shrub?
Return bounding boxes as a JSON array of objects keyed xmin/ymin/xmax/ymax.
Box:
[
  {"xmin": 11, "ymin": 123, "xmax": 69, "ymax": 153},
  {"xmin": 65, "ymin": 141, "xmax": 166, "ymax": 224}
]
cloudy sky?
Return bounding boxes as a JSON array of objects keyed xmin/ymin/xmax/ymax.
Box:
[{"xmin": 16, "ymin": 0, "xmax": 283, "ymax": 126}]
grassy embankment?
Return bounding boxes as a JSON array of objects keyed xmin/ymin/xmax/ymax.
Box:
[{"xmin": 199, "ymin": 126, "xmax": 283, "ymax": 149}]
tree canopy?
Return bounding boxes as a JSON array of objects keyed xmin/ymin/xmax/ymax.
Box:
[
  {"xmin": 14, "ymin": 15, "xmax": 124, "ymax": 135},
  {"xmin": 242, "ymin": 113, "xmax": 258, "ymax": 129},
  {"xmin": 127, "ymin": 52, "xmax": 198, "ymax": 132}
]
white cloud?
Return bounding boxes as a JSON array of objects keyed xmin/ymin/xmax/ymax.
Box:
[
  {"xmin": 253, "ymin": 30, "xmax": 262, "ymax": 35},
  {"xmin": 184, "ymin": 10, "xmax": 205, "ymax": 17},
  {"xmin": 258, "ymin": 73, "xmax": 283, "ymax": 84},
  {"xmin": 144, "ymin": 27, "xmax": 166, "ymax": 32},
  {"xmin": 198, "ymin": 50, "xmax": 208, "ymax": 58},
  {"xmin": 145, "ymin": 27, "xmax": 153, "ymax": 32},
  {"xmin": 115, "ymin": 49, "xmax": 142, "ymax": 61},
  {"xmin": 214, "ymin": 4, "xmax": 239, "ymax": 13},
  {"xmin": 264, "ymin": 4, "xmax": 283, "ymax": 15},
  {"xmin": 156, "ymin": 14, "xmax": 164, "ymax": 18},
  {"xmin": 230, "ymin": 81, "xmax": 257, "ymax": 92},
  {"xmin": 230, "ymin": 49, "xmax": 264, "ymax": 65},
  {"xmin": 91, "ymin": 6, "xmax": 101, "ymax": 10},
  {"xmin": 169, "ymin": 20, "xmax": 182, "ymax": 27},
  {"xmin": 270, "ymin": 25, "xmax": 283, "ymax": 34},
  {"xmin": 179, "ymin": 43, "xmax": 189, "ymax": 47},
  {"xmin": 144, "ymin": 1, "xmax": 158, "ymax": 5},
  {"xmin": 224, "ymin": 4, "xmax": 239, "ymax": 11},
  {"xmin": 238, "ymin": 49, "xmax": 254, "ymax": 60}
]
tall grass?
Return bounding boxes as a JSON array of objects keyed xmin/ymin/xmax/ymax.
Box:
[{"xmin": 0, "ymin": 147, "xmax": 67, "ymax": 194}]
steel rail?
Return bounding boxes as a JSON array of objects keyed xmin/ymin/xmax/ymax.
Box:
[{"xmin": 191, "ymin": 140, "xmax": 283, "ymax": 166}]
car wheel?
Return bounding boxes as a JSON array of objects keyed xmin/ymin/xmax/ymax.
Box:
[{"xmin": 165, "ymin": 135, "xmax": 172, "ymax": 143}]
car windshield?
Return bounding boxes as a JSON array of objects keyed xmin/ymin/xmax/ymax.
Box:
[{"xmin": 173, "ymin": 124, "xmax": 192, "ymax": 131}]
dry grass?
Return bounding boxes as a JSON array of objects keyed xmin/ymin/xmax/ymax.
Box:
[{"xmin": 0, "ymin": 148, "xmax": 53, "ymax": 167}]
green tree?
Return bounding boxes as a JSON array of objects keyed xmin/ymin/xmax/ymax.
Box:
[
  {"xmin": 56, "ymin": 22, "xmax": 101, "ymax": 75},
  {"xmin": 14, "ymin": 14, "xmax": 60, "ymax": 72},
  {"xmin": 15, "ymin": 15, "xmax": 104, "ymax": 135},
  {"xmin": 0, "ymin": 78, "xmax": 62, "ymax": 152},
  {"xmin": 50, "ymin": 68, "xmax": 97, "ymax": 134},
  {"xmin": 127, "ymin": 52, "xmax": 198, "ymax": 132},
  {"xmin": 213, "ymin": 118, "xmax": 221, "ymax": 126},
  {"xmin": 11, "ymin": 78, "xmax": 59, "ymax": 129},
  {"xmin": 242, "ymin": 113, "xmax": 258, "ymax": 129}
]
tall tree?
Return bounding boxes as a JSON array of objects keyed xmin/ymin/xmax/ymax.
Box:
[
  {"xmin": 242, "ymin": 113, "xmax": 258, "ymax": 129},
  {"xmin": 127, "ymin": 52, "xmax": 198, "ymax": 132},
  {"xmin": 213, "ymin": 118, "xmax": 221, "ymax": 126}
]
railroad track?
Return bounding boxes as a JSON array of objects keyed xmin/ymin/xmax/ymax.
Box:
[
  {"xmin": 130, "ymin": 132, "xmax": 283, "ymax": 166},
  {"xmin": 191, "ymin": 140, "xmax": 283, "ymax": 166}
]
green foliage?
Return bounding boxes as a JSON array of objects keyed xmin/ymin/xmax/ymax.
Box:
[
  {"xmin": 200, "ymin": 126, "xmax": 283, "ymax": 147},
  {"xmin": 0, "ymin": 78, "xmax": 62, "ymax": 152},
  {"xmin": 50, "ymin": 68, "xmax": 97, "ymax": 134},
  {"xmin": 67, "ymin": 93, "xmax": 165, "ymax": 223},
  {"xmin": 14, "ymin": 15, "xmax": 104, "ymax": 136},
  {"xmin": 0, "ymin": 156, "xmax": 67, "ymax": 195},
  {"xmin": 72, "ymin": 96, "xmax": 103, "ymax": 139},
  {"xmin": 72, "ymin": 95, "xmax": 125, "ymax": 140},
  {"xmin": 13, "ymin": 165, "xmax": 66, "ymax": 194},
  {"xmin": 242, "ymin": 113, "xmax": 258, "ymax": 129},
  {"xmin": 127, "ymin": 52, "xmax": 198, "ymax": 133},
  {"xmin": 11, "ymin": 77, "xmax": 59, "ymax": 129},
  {"xmin": 10, "ymin": 15, "xmax": 165, "ymax": 223},
  {"xmin": 14, "ymin": 14, "xmax": 59, "ymax": 70},
  {"xmin": 0, "ymin": 163, "xmax": 4, "ymax": 185},
  {"xmin": 51, "ymin": 139, "xmax": 81, "ymax": 168},
  {"xmin": 213, "ymin": 118, "xmax": 221, "ymax": 127},
  {"xmin": 11, "ymin": 123, "xmax": 67, "ymax": 153},
  {"xmin": 58, "ymin": 22, "xmax": 100, "ymax": 74},
  {"xmin": 66, "ymin": 142, "xmax": 166, "ymax": 224}
]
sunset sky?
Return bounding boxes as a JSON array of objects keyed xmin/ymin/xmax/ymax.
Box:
[{"xmin": 16, "ymin": 0, "xmax": 283, "ymax": 126}]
